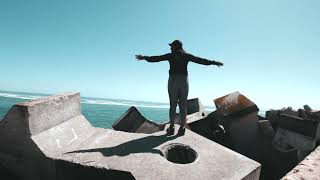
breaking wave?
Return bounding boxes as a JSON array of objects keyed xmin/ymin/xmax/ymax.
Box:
[
  {"xmin": 0, "ymin": 91, "xmax": 216, "ymax": 111},
  {"xmin": 0, "ymin": 92, "xmax": 43, "ymax": 100},
  {"xmin": 81, "ymin": 99, "xmax": 170, "ymax": 109}
]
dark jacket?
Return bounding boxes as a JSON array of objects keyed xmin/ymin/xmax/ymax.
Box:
[{"xmin": 145, "ymin": 52, "xmax": 213, "ymax": 75}]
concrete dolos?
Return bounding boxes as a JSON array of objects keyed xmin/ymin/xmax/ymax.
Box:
[
  {"xmin": 0, "ymin": 92, "xmax": 261, "ymax": 180},
  {"xmin": 214, "ymin": 91, "xmax": 261, "ymax": 160},
  {"xmin": 112, "ymin": 106, "xmax": 164, "ymax": 133}
]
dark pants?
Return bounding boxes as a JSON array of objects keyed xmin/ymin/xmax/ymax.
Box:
[{"xmin": 168, "ymin": 74, "xmax": 189, "ymax": 128}]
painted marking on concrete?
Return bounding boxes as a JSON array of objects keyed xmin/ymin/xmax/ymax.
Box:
[
  {"xmin": 56, "ymin": 139, "xmax": 61, "ymax": 148},
  {"xmin": 95, "ymin": 130, "xmax": 112, "ymax": 144},
  {"xmin": 67, "ymin": 128, "xmax": 78, "ymax": 144}
]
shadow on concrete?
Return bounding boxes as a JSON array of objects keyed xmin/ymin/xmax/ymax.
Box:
[
  {"xmin": 66, "ymin": 133, "xmax": 178, "ymax": 156},
  {"xmin": 55, "ymin": 159, "xmax": 135, "ymax": 180}
]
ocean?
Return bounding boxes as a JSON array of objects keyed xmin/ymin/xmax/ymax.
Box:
[{"xmin": 0, "ymin": 90, "xmax": 216, "ymax": 128}]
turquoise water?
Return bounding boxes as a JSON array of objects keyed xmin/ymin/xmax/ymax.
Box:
[{"xmin": 0, "ymin": 91, "xmax": 215, "ymax": 128}]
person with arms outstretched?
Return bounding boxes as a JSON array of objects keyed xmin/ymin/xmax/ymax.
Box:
[{"xmin": 136, "ymin": 40, "xmax": 223, "ymax": 136}]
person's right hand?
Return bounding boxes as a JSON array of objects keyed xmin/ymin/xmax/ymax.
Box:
[
  {"xmin": 215, "ymin": 61, "xmax": 223, "ymax": 67},
  {"xmin": 135, "ymin": 55, "xmax": 145, "ymax": 60},
  {"xmin": 212, "ymin": 60, "xmax": 223, "ymax": 67}
]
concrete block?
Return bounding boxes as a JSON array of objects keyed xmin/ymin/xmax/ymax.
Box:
[
  {"xmin": 266, "ymin": 142, "xmax": 298, "ymax": 179},
  {"xmin": 0, "ymin": 93, "xmax": 262, "ymax": 180},
  {"xmin": 273, "ymin": 128, "xmax": 317, "ymax": 161},
  {"xmin": 0, "ymin": 92, "xmax": 91, "ymax": 180},
  {"xmin": 214, "ymin": 92, "xmax": 263, "ymax": 160},
  {"xmin": 266, "ymin": 108, "xmax": 311, "ymax": 131},
  {"xmin": 282, "ymin": 145, "xmax": 320, "ymax": 180},
  {"xmin": 214, "ymin": 91, "xmax": 259, "ymax": 118},
  {"xmin": 112, "ymin": 106, "xmax": 163, "ymax": 134},
  {"xmin": 187, "ymin": 111, "xmax": 218, "ymax": 140},
  {"xmin": 278, "ymin": 114, "xmax": 319, "ymax": 139},
  {"xmin": 186, "ymin": 98, "xmax": 207, "ymax": 116},
  {"xmin": 65, "ymin": 124, "xmax": 261, "ymax": 180},
  {"xmin": 0, "ymin": 93, "xmax": 124, "ymax": 180},
  {"xmin": 266, "ymin": 110, "xmax": 280, "ymax": 130},
  {"xmin": 303, "ymin": 104, "xmax": 312, "ymax": 112},
  {"xmin": 258, "ymin": 120, "xmax": 275, "ymax": 142},
  {"xmin": 54, "ymin": 159, "xmax": 135, "ymax": 180},
  {"xmin": 19, "ymin": 92, "xmax": 81, "ymax": 136},
  {"xmin": 224, "ymin": 112, "xmax": 262, "ymax": 160}
]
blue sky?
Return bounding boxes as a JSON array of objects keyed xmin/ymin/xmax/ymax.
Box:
[{"xmin": 0, "ymin": 0, "xmax": 319, "ymax": 109}]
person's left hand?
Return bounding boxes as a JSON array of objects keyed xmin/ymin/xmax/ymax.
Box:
[{"xmin": 135, "ymin": 55, "xmax": 145, "ymax": 60}]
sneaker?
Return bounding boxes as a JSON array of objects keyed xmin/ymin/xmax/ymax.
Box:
[
  {"xmin": 166, "ymin": 127, "xmax": 175, "ymax": 135},
  {"xmin": 177, "ymin": 128, "xmax": 185, "ymax": 136}
]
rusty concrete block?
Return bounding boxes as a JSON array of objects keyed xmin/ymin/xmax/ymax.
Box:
[
  {"xmin": 214, "ymin": 91, "xmax": 259, "ymax": 118},
  {"xmin": 112, "ymin": 106, "xmax": 163, "ymax": 134}
]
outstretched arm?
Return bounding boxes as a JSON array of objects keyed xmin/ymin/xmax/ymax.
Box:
[
  {"xmin": 188, "ymin": 54, "xmax": 223, "ymax": 67},
  {"xmin": 135, "ymin": 53, "xmax": 171, "ymax": 62}
]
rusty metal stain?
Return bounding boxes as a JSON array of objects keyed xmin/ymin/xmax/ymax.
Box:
[{"xmin": 214, "ymin": 91, "xmax": 259, "ymax": 117}]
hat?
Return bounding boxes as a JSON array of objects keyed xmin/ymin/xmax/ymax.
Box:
[{"xmin": 169, "ymin": 40, "xmax": 183, "ymax": 48}]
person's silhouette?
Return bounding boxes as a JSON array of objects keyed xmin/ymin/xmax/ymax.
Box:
[{"xmin": 136, "ymin": 40, "xmax": 223, "ymax": 136}]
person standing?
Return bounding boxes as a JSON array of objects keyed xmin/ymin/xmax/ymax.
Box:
[{"xmin": 136, "ymin": 40, "xmax": 223, "ymax": 136}]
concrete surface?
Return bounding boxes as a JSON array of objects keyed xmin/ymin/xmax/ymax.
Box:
[
  {"xmin": 282, "ymin": 145, "xmax": 320, "ymax": 180},
  {"xmin": 0, "ymin": 92, "xmax": 261, "ymax": 180},
  {"xmin": 64, "ymin": 125, "xmax": 261, "ymax": 180}
]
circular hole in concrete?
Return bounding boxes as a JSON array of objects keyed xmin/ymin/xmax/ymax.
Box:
[{"xmin": 161, "ymin": 143, "xmax": 198, "ymax": 164}]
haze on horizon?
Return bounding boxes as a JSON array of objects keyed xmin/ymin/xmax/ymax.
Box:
[{"xmin": 0, "ymin": 0, "xmax": 319, "ymax": 109}]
